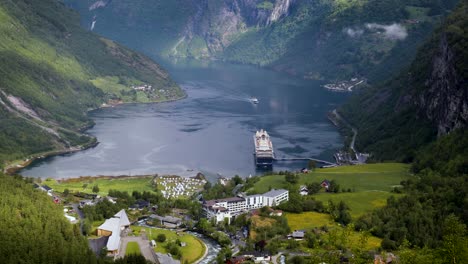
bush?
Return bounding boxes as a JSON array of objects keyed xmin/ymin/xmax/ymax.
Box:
[{"xmin": 157, "ymin": 234, "xmax": 166, "ymax": 242}]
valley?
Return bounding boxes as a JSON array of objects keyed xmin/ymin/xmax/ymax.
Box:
[{"xmin": 0, "ymin": 0, "xmax": 466, "ymax": 264}]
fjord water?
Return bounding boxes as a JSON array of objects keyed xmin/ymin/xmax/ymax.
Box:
[{"xmin": 21, "ymin": 59, "xmax": 349, "ymax": 181}]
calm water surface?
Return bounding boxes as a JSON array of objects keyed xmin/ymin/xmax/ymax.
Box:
[{"xmin": 21, "ymin": 60, "xmax": 349, "ymax": 180}]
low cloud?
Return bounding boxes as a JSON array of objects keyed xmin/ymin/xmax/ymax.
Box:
[
  {"xmin": 343, "ymin": 28, "xmax": 364, "ymax": 38},
  {"xmin": 365, "ymin": 23, "xmax": 408, "ymax": 40}
]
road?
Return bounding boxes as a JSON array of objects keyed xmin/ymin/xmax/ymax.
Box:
[{"xmin": 71, "ymin": 203, "xmax": 85, "ymax": 234}]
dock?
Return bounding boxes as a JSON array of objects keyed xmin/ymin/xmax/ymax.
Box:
[{"xmin": 273, "ymin": 157, "xmax": 337, "ymax": 167}]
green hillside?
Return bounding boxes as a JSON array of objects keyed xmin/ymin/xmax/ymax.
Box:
[
  {"xmin": 339, "ymin": 0, "xmax": 467, "ymax": 161},
  {"xmin": 0, "ymin": 0, "xmax": 183, "ymax": 167},
  {"xmin": 65, "ymin": 0, "xmax": 458, "ymax": 82},
  {"xmin": 0, "ymin": 173, "xmax": 96, "ymax": 263}
]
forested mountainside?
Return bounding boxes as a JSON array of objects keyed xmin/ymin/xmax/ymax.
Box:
[
  {"xmin": 339, "ymin": 0, "xmax": 467, "ymax": 162},
  {"xmin": 0, "ymin": 173, "xmax": 96, "ymax": 263},
  {"xmin": 353, "ymin": 129, "xmax": 468, "ymax": 257},
  {"xmin": 66, "ymin": 0, "xmax": 458, "ymax": 81},
  {"xmin": 0, "ymin": 0, "xmax": 183, "ymax": 167}
]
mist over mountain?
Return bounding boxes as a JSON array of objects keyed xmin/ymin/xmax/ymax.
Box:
[{"xmin": 339, "ymin": 0, "xmax": 468, "ymax": 161}]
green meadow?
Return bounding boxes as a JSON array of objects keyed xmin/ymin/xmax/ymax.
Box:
[
  {"xmin": 285, "ymin": 211, "xmax": 382, "ymax": 250},
  {"xmin": 131, "ymin": 227, "xmax": 206, "ymax": 264},
  {"xmin": 43, "ymin": 176, "xmax": 156, "ymax": 196},
  {"xmin": 251, "ymin": 163, "xmax": 412, "ymax": 218}
]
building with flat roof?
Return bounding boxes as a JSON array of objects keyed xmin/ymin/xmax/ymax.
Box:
[
  {"xmin": 263, "ymin": 189, "xmax": 289, "ymax": 207},
  {"xmin": 202, "ymin": 189, "xmax": 289, "ymax": 223}
]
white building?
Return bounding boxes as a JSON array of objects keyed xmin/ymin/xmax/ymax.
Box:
[
  {"xmin": 97, "ymin": 209, "xmax": 130, "ymax": 254},
  {"xmin": 262, "ymin": 189, "xmax": 289, "ymax": 207},
  {"xmin": 245, "ymin": 194, "xmax": 264, "ymax": 210},
  {"xmin": 202, "ymin": 189, "xmax": 289, "ymax": 223}
]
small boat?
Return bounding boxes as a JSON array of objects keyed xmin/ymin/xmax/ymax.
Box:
[{"xmin": 251, "ymin": 97, "xmax": 259, "ymax": 104}]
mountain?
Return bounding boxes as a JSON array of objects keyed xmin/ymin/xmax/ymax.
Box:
[
  {"xmin": 0, "ymin": 0, "xmax": 184, "ymax": 168},
  {"xmin": 338, "ymin": 0, "xmax": 467, "ymax": 161},
  {"xmin": 65, "ymin": 0, "xmax": 458, "ymax": 81}
]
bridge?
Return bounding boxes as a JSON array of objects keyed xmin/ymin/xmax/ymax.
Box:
[{"xmin": 273, "ymin": 157, "xmax": 337, "ymax": 167}]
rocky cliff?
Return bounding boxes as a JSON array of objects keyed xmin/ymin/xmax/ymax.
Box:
[
  {"xmin": 66, "ymin": 0, "xmax": 458, "ymax": 82},
  {"xmin": 416, "ymin": 34, "xmax": 467, "ymax": 135},
  {"xmin": 165, "ymin": 0, "xmax": 296, "ymax": 57},
  {"xmin": 339, "ymin": 0, "xmax": 467, "ymax": 161}
]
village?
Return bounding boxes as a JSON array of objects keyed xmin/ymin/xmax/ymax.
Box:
[
  {"xmin": 31, "ymin": 165, "xmax": 404, "ymax": 264},
  {"xmin": 323, "ymin": 78, "xmax": 366, "ymax": 92}
]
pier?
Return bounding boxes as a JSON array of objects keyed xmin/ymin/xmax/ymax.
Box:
[{"xmin": 273, "ymin": 157, "xmax": 337, "ymax": 167}]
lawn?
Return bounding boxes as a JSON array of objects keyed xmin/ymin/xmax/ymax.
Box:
[
  {"xmin": 285, "ymin": 212, "xmax": 382, "ymax": 250},
  {"xmin": 250, "ymin": 163, "xmax": 411, "ymax": 217},
  {"xmin": 252, "ymin": 163, "xmax": 410, "ymax": 193},
  {"xmin": 314, "ymin": 191, "xmax": 402, "ymax": 218},
  {"xmin": 286, "ymin": 211, "xmax": 334, "ymax": 231},
  {"xmin": 43, "ymin": 175, "xmax": 156, "ymax": 196},
  {"xmin": 125, "ymin": 242, "xmax": 141, "ymax": 255},
  {"xmin": 131, "ymin": 227, "xmax": 205, "ymax": 264}
]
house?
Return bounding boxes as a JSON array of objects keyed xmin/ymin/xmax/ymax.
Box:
[
  {"xmin": 148, "ymin": 214, "xmax": 182, "ymax": 228},
  {"xmin": 97, "ymin": 209, "xmax": 130, "ymax": 254},
  {"xmin": 299, "ymin": 185, "xmax": 308, "ymax": 196},
  {"xmin": 79, "ymin": 199, "xmax": 95, "ymax": 208},
  {"xmin": 129, "ymin": 200, "xmax": 150, "ymax": 210},
  {"xmin": 239, "ymin": 251, "xmax": 271, "ymax": 263},
  {"xmin": 269, "ymin": 209, "xmax": 283, "ymax": 217},
  {"xmin": 226, "ymin": 256, "xmax": 246, "ymax": 264},
  {"xmin": 321, "ymin": 180, "xmax": 330, "ymax": 191},
  {"xmin": 42, "ymin": 185, "xmax": 53, "ymax": 193},
  {"xmin": 35, "ymin": 184, "xmax": 53, "ymax": 196},
  {"xmin": 290, "ymin": 230, "xmax": 305, "ymax": 240}
]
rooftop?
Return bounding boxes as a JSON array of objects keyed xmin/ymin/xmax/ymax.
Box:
[{"xmin": 263, "ymin": 189, "xmax": 288, "ymax": 198}]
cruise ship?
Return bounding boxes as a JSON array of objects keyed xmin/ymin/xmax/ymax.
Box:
[{"xmin": 254, "ymin": 129, "xmax": 274, "ymax": 167}]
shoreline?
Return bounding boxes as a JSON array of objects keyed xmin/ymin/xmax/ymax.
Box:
[
  {"xmin": 4, "ymin": 140, "xmax": 99, "ymax": 175},
  {"xmin": 4, "ymin": 93, "xmax": 187, "ymax": 176}
]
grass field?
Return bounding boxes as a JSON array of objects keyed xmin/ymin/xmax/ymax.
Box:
[
  {"xmin": 286, "ymin": 211, "xmax": 334, "ymax": 231},
  {"xmin": 125, "ymin": 242, "xmax": 141, "ymax": 255},
  {"xmin": 43, "ymin": 176, "xmax": 156, "ymax": 196},
  {"xmin": 250, "ymin": 163, "xmax": 411, "ymax": 218},
  {"xmin": 285, "ymin": 212, "xmax": 382, "ymax": 250},
  {"xmin": 132, "ymin": 227, "xmax": 205, "ymax": 263}
]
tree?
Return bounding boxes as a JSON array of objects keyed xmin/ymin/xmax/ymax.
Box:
[
  {"xmin": 328, "ymin": 180, "xmax": 340, "ymax": 193},
  {"xmin": 308, "ymin": 160, "xmax": 317, "ymax": 170},
  {"xmin": 441, "ymin": 215, "xmax": 468, "ymax": 264},
  {"xmin": 232, "ymin": 175, "xmax": 243, "ymax": 186},
  {"xmin": 285, "ymin": 172, "xmax": 299, "ymax": 184},
  {"xmin": 307, "ymin": 182, "xmax": 322, "ymax": 194},
  {"xmin": 157, "ymin": 234, "xmax": 166, "ymax": 242},
  {"xmin": 82, "ymin": 183, "xmax": 88, "ymax": 190},
  {"xmin": 63, "ymin": 188, "xmax": 70, "ymax": 196}
]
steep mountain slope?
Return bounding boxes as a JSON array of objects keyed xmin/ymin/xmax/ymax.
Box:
[
  {"xmin": 338, "ymin": 0, "xmax": 467, "ymax": 161},
  {"xmin": 0, "ymin": 173, "xmax": 97, "ymax": 263},
  {"xmin": 0, "ymin": 0, "xmax": 183, "ymax": 167},
  {"xmin": 66, "ymin": 0, "xmax": 458, "ymax": 81}
]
